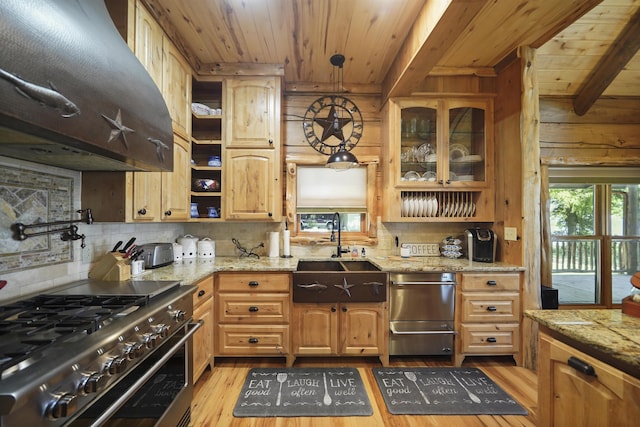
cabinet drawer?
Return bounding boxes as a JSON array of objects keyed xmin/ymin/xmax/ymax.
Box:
[
  {"xmin": 460, "ymin": 273, "xmax": 520, "ymax": 291},
  {"xmin": 216, "ymin": 324, "xmax": 289, "ymax": 355},
  {"xmin": 192, "ymin": 276, "xmax": 214, "ymax": 309},
  {"xmin": 217, "ymin": 293, "xmax": 289, "ymax": 323},
  {"xmin": 460, "ymin": 323, "xmax": 519, "ymax": 354},
  {"xmin": 461, "ymin": 292, "xmax": 520, "ymax": 322},
  {"xmin": 217, "ymin": 272, "xmax": 290, "ymax": 292}
]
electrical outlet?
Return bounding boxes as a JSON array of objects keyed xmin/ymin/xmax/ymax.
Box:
[
  {"xmin": 504, "ymin": 227, "xmax": 518, "ymax": 241},
  {"xmin": 81, "ymin": 246, "xmax": 92, "ymax": 264}
]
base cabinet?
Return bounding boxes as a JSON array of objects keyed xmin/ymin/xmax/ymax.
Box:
[
  {"xmin": 455, "ymin": 272, "xmax": 521, "ymax": 366},
  {"xmin": 192, "ymin": 276, "xmax": 214, "ymax": 383},
  {"xmin": 538, "ymin": 331, "xmax": 640, "ymax": 427},
  {"xmin": 214, "ymin": 272, "xmax": 290, "ymax": 358},
  {"xmin": 291, "ymin": 302, "xmax": 388, "ymax": 367}
]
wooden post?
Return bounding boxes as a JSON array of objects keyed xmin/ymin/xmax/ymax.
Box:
[{"xmin": 520, "ymin": 46, "xmax": 542, "ymax": 370}]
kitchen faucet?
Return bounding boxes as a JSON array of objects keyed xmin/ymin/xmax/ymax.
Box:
[{"xmin": 330, "ymin": 212, "xmax": 348, "ymax": 257}]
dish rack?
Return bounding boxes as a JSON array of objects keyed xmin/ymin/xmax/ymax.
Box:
[{"xmin": 400, "ymin": 191, "xmax": 476, "ymax": 218}]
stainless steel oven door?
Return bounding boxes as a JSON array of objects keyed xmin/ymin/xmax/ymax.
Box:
[{"xmin": 69, "ymin": 321, "xmax": 201, "ymax": 427}]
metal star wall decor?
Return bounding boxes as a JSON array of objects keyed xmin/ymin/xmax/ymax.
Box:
[{"xmin": 102, "ymin": 109, "xmax": 134, "ymax": 148}]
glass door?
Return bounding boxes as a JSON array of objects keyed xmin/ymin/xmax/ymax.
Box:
[{"xmin": 399, "ymin": 104, "xmax": 438, "ymax": 184}]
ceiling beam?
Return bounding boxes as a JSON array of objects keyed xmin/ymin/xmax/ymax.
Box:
[
  {"xmin": 381, "ymin": 0, "xmax": 487, "ymax": 103},
  {"xmin": 573, "ymin": 7, "xmax": 640, "ymax": 116}
]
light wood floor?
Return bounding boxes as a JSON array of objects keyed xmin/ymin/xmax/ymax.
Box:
[{"xmin": 191, "ymin": 356, "xmax": 538, "ymax": 426}]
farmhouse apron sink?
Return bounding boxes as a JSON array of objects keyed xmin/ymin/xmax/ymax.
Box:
[{"xmin": 293, "ymin": 260, "xmax": 388, "ymax": 303}]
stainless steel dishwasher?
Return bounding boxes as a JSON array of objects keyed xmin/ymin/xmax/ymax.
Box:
[{"xmin": 389, "ymin": 272, "xmax": 456, "ymax": 356}]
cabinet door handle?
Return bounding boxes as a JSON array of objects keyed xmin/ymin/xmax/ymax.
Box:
[
  {"xmin": 198, "ymin": 290, "xmax": 205, "ymax": 297},
  {"xmin": 165, "ymin": 210, "xmax": 171, "ymax": 216},
  {"xmin": 486, "ymin": 337, "xmax": 497, "ymax": 343},
  {"xmin": 331, "ymin": 306, "xmax": 337, "ymax": 312},
  {"xmin": 268, "ymin": 139, "xmax": 273, "ymax": 145},
  {"xmin": 248, "ymin": 337, "xmax": 259, "ymax": 344},
  {"xmin": 248, "ymin": 306, "xmax": 259, "ymax": 312},
  {"xmin": 486, "ymin": 306, "xmax": 497, "ymax": 312},
  {"xmin": 486, "ymin": 280, "xmax": 497, "ymax": 286},
  {"xmin": 137, "ymin": 208, "xmax": 146, "ymax": 215},
  {"xmin": 342, "ymin": 306, "xmax": 348, "ymax": 312},
  {"xmin": 248, "ymin": 281, "xmax": 259, "ymax": 287},
  {"xmin": 268, "ymin": 212, "xmax": 273, "ymax": 217},
  {"xmin": 568, "ymin": 356, "xmax": 597, "ymax": 376}
]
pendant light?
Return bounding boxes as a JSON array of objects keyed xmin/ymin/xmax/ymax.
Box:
[{"xmin": 326, "ymin": 54, "xmax": 359, "ymax": 169}]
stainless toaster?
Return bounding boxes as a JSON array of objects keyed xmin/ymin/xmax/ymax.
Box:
[{"xmin": 138, "ymin": 243, "xmax": 174, "ymax": 269}]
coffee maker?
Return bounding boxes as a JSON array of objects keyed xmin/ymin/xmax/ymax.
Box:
[{"xmin": 465, "ymin": 228, "xmax": 496, "ymax": 263}]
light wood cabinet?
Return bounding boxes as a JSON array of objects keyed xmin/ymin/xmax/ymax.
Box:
[
  {"xmin": 454, "ymin": 272, "xmax": 521, "ymax": 366},
  {"xmin": 538, "ymin": 331, "xmax": 640, "ymax": 427},
  {"xmin": 223, "ymin": 77, "xmax": 282, "ymax": 221},
  {"xmin": 383, "ymin": 97, "xmax": 494, "ymax": 222},
  {"xmin": 214, "ymin": 272, "xmax": 290, "ymax": 360},
  {"xmin": 224, "ymin": 148, "xmax": 279, "ymax": 220},
  {"xmin": 291, "ymin": 302, "xmax": 388, "ymax": 367},
  {"xmin": 192, "ymin": 276, "xmax": 214, "ymax": 383},
  {"xmin": 83, "ymin": 132, "xmax": 190, "ymax": 222},
  {"xmin": 224, "ymin": 78, "xmax": 279, "ymax": 148}
]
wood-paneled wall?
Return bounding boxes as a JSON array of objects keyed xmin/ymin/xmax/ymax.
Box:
[{"xmin": 540, "ymin": 98, "xmax": 640, "ymax": 165}]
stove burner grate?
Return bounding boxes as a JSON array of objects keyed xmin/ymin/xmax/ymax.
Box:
[{"xmin": 0, "ymin": 293, "xmax": 149, "ymax": 379}]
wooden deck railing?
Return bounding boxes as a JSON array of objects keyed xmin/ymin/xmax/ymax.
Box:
[{"xmin": 551, "ymin": 238, "xmax": 640, "ymax": 274}]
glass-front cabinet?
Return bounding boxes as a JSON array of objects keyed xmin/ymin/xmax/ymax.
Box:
[{"xmin": 384, "ymin": 97, "xmax": 494, "ymax": 222}]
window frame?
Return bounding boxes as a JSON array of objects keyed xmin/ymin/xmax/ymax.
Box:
[{"xmin": 285, "ymin": 156, "xmax": 379, "ymax": 246}]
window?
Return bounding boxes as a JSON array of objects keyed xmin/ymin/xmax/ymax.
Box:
[
  {"xmin": 286, "ymin": 161, "xmax": 378, "ymax": 244},
  {"xmin": 548, "ymin": 167, "xmax": 640, "ymax": 307}
]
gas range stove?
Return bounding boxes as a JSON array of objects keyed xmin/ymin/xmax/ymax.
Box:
[{"xmin": 0, "ymin": 279, "xmax": 196, "ymax": 427}]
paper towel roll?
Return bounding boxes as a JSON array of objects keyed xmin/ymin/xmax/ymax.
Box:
[
  {"xmin": 282, "ymin": 230, "xmax": 291, "ymax": 257},
  {"xmin": 268, "ymin": 232, "xmax": 279, "ymax": 258}
]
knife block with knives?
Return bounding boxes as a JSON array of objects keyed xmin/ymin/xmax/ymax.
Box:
[{"xmin": 88, "ymin": 252, "xmax": 131, "ymax": 281}]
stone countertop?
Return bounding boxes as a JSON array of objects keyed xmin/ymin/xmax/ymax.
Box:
[
  {"xmin": 132, "ymin": 256, "xmax": 523, "ymax": 286},
  {"xmin": 525, "ymin": 309, "xmax": 640, "ymax": 378}
]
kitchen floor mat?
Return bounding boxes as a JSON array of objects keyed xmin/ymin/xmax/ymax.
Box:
[
  {"xmin": 233, "ymin": 367, "xmax": 372, "ymax": 417},
  {"xmin": 372, "ymin": 367, "xmax": 528, "ymax": 415}
]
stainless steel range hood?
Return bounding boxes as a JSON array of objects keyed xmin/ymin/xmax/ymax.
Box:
[{"xmin": 0, "ymin": 0, "xmax": 173, "ymax": 171}]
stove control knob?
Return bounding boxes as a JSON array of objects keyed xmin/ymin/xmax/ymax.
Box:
[
  {"xmin": 125, "ymin": 342, "xmax": 145, "ymax": 359},
  {"xmin": 47, "ymin": 393, "xmax": 77, "ymax": 419},
  {"xmin": 143, "ymin": 333, "xmax": 158, "ymax": 349},
  {"xmin": 105, "ymin": 355, "xmax": 128, "ymax": 375},
  {"xmin": 79, "ymin": 372, "xmax": 107, "ymax": 394},
  {"xmin": 152, "ymin": 323, "xmax": 170, "ymax": 338},
  {"xmin": 173, "ymin": 310, "xmax": 186, "ymax": 322}
]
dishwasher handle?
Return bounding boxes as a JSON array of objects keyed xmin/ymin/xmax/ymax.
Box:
[
  {"xmin": 391, "ymin": 281, "xmax": 456, "ymax": 286},
  {"xmin": 390, "ymin": 324, "xmax": 457, "ymax": 335}
]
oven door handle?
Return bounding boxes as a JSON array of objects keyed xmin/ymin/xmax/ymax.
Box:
[
  {"xmin": 389, "ymin": 324, "xmax": 456, "ymax": 335},
  {"xmin": 89, "ymin": 320, "xmax": 203, "ymax": 427}
]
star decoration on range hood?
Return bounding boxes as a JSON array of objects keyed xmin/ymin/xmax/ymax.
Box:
[{"xmin": 102, "ymin": 109, "xmax": 134, "ymax": 148}]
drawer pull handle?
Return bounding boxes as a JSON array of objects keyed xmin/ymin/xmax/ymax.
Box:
[
  {"xmin": 486, "ymin": 306, "xmax": 497, "ymax": 312},
  {"xmin": 486, "ymin": 337, "xmax": 497, "ymax": 343},
  {"xmin": 248, "ymin": 306, "xmax": 259, "ymax": 312},
  {"xmin": 248, "ymin": 337, "xmax": 259, "ymax": 344},
  {"xmin": 248, "ymin": 281, "xmax": 259, "ymax": 287},
  {"xmin": 568, "ymin": 356, "xmax": 597, "ymax": 377},
  {"xmin": 198, "ymin": 290, "xmax": 205, "ymax": 297},
  {"xmin": 486, "ymin": 280, "xmax": 497, "ymax": 286}
]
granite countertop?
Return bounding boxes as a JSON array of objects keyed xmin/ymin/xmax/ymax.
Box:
[
  {"xmin": 525, "ymin": 309, "xmax": 640, "ymax": 378},
  {"xmin": 133, "ymin": 256, "xmax": 524, "ymax": 285}
]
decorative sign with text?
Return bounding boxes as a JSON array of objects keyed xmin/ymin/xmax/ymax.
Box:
[{"xmin": 234, "ymin": 368, "xmax": 372, "ymax": 417}]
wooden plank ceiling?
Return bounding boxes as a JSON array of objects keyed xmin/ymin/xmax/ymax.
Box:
[{"xmin": 144, "ymin": 0, "xmax": 639, "ymax": 108}]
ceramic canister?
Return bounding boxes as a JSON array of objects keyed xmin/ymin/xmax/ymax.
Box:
[
  {"xmin": 197, "ymin": 238, "xmax": 215, "ymax": 259},
  {"xmin": 177, "ymin": 234, "xmax": 198, "ymax": 259},
  {"xmin": 173, "ymin": 243, "xmax": 183, "ymax": 262}
]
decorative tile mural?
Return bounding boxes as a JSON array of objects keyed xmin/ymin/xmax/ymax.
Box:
[{"xmin": 0, "ymin": 165, "xmax": 73, "ymax": 273}]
